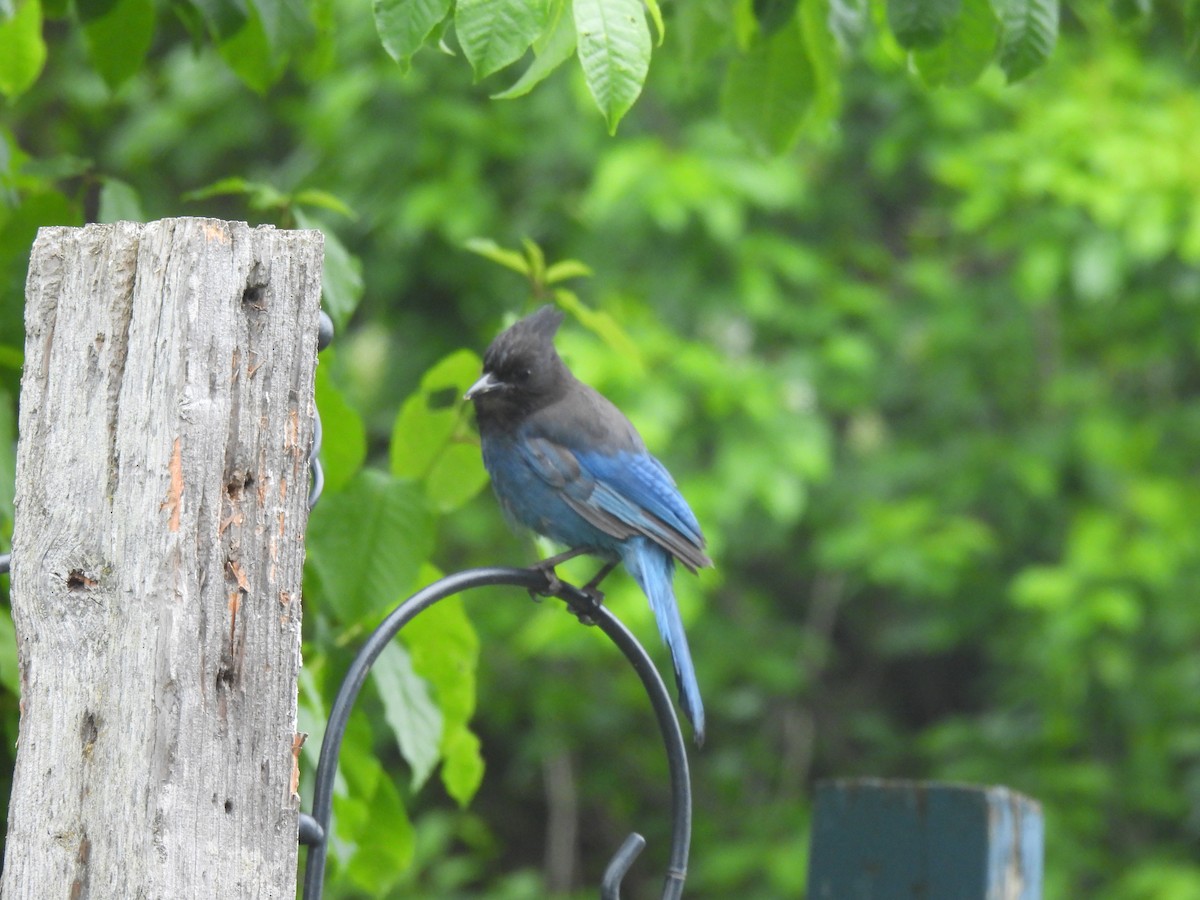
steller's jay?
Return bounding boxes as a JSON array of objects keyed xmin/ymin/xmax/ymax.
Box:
[{"xmin": 466, "ymin": 306, "xmax": 711, "ymax": 745}]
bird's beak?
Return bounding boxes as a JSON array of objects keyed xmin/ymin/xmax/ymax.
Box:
[{"xmin": 465, "ymin": 371, "xmax": 502, "ymax": 400}]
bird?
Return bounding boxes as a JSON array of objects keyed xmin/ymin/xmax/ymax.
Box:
[{"xmin": 465, "ymin": 305, "xmax": 711, "ymax": 745}]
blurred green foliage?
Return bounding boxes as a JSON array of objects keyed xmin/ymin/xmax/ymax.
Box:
[
  {"xmin": 2, "ymin": 0, "xmax": 1200, "ymax": 897},
  {"xmin": 0, "ymin": 0, "xmax": 1085, "ymax": 138}
]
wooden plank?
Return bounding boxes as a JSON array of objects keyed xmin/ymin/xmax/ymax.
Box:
[
  {"xmin": 2, "ymin": 220, "xmax": 323, "ymax": 897},
  {"xmin": 807, "ymin": 778, "xmax": 1043, "ymax": 899}
]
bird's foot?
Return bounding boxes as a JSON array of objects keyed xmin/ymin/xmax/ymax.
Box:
[
  {"xmin": 527, "ymin": 547, "xmax": 590, "ymax": 601},
  {"xmin": 528, "ymin": 564, "xmax": 564, "ymax": 602},
  {"xmin": 569, "ymin": 584, "xmax": 606, "ymax": 626},
  {"xmin": 568, "ymin": 559, "xmax": 616, "ymax": 625}
]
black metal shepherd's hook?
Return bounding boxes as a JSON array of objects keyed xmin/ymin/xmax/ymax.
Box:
[{"xmin": 297, "ymin": 566, "xmax": 693, "ymax": 900}]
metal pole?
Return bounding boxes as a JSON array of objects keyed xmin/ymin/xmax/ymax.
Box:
[{"xmin": 300, "ymin": 566, "xmax": 692, "ymax": 900}]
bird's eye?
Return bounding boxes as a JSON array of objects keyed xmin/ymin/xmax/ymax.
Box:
[{"xmin": 517, "ymin": 368, "xmax": 532, "ymax": 382}]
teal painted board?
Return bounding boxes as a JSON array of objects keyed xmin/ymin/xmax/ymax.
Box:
[{"xmin": 807, "ymin": 779, "xmax": 1043, "ymax": 899}]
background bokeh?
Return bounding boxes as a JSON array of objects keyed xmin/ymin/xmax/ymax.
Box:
[{"xmin": 2, "ymin": 2, "xmax": 1200, "ymax": 897}]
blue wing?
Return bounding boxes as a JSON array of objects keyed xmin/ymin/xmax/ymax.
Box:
[{"xmin": 518, "ymin": 435, "xmax": 710, "ymax": 572}]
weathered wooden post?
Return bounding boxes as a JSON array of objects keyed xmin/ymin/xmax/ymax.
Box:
[
  {"xmin": 1, "ymin": 219, "xmax": 323, "ymax": 897},
  {"xmin": 807, "ymin": 778, "xmax": 1044, "ymax": 899}
]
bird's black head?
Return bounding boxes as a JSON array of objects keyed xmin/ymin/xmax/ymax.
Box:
[{"xmin": 466, "ymin": 306, "xmax": 570, "ymax": 426}]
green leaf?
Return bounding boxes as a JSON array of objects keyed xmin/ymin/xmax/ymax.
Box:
[
  {"xmin": 993, "ymin": 0, "xmax": 1057, "ymax": 82},
  {"xmin": 344, "ymin": 773, "xmax": 413, "ymax": 892},
  {"xmin": 97, "ymin": 177, "xmax": 145, "ymax": 223},
  {"xmin": 333, "ymin": 710, "xmax": 415, "ymax": 890},
  {"xmin": 799, "ymin": 0, "xmax": 840, "ymax": 121},
  {"xmin": 391, "ymin": 395, "xmax": 458, "ymax": 482},
  {"xmin": 350, "ymin": 777, "xmax": 415, "ymax": 892},
  {"xmin": 463, "ymin": 236, "xmax": 531, "ymax": 275},
  {"xmin": 248, "ymin": 0, "xmax": 313, "ymax": 56},
  {"xmin": 0, "ymin": 0, "xmax": 46, "ymax": 97},
  {"xmin": 491, "ymin": 0, "xmax": 577, "ymax": 100},
  {"xmin": 887, "ymin": 0, "xmax": 962, "ymax": 48},
  {"xmin": 74, "ymin": 0, "xmax": 118, "ymax": 23},
  {"xmin": 81, "ymin": 0, "xmax": 155, "ymax": 90},
  {"xmin": 20, "ymin": 153, "xmax": 91, "ymax": 181},
  {"xmin": 521, "ymin": 236, "xmax": 546, "ymax": 283},
  {"xmin": 754, "ymin": 0, "xmax": 797, "ymax": 35},
  {"xmin": 0, "ymin": 387, "xmax": 13, "ymax": 532},
  {"xmin": 455, "ymin": 0, "xmax": 550, "ymax": 79},
  {"xmin": 1187, "ymin": 0, "xmax": 1200, "ymax": 58},
  {"xmin": 401, "ymin": 583, "xmax": 484, "ymax": 806},
  {"xmin": 391, "ymin": 349, "xmax": 488, "ymax": 512},
  {"xmin": 1110, "ymin": 0, "xmax": 1150, "ymax": 21},
  {"xmin": 914, "ymin": 0, "xmax": 1001, "ymax": 86},
  {"xmin": 391, "ymin": 349, "xmax": 481, "ymax": 479},
  {"xmin": 329, "ymin": 710, "xmax": 381, "ymax": 844},
  {"xmin": 305, "ymin": 470, "xmax": 434, "ymax": 623},
  {"xmin": 440, "ymin": 723, "xmax": 484, "ymax": 806},
  {"xmin": 298, "ymin": 0, "xmax": 335, "ymax": 75},
  {"xmin": 316, "ymin": 227, "xmax": 363, "ymax": 335},
  {"xmin": 425, "ymin": 441, "xmax": 490, "ymax": 512},
  {"xmin": 644, "ymin": 0, "xmax": 664, "ymax": 44},
  {"xmin": 293, "ymin": 188, "xmax": 357, "ymax": 219},
  {"xmin": 314, "ymin": 361, "xmax": 366, "ymax": 492},
  {"xmin": 402, "ymin": 583, "xmax": 479, "ymax": 728},
  {"xmin": 184, "ymin": 176, "xmax": 288, "ymax": 210},
  {"xmin": 529, "ymin": 0, "xmax": 564, "ymax": 53},
  {"xmin": 0, "ymin": 606, "xmax": 18, "ymax": 697},
  {"xmin": 374, "ymin": 0, "xmax": 452, "ymax": 70},
  {"xmin": 721, "ymin": 16, "xmax": 813, "ymax": 155},
  {"xmin": 371, "ymin": 641, "xmax": 443, "ymax": 791},
  {"xmin": 294, "ymin": 209, "xmax": 364, "ymax": 332},
  {"xmin": 553, "ymin": 289, "xmax": 642, "ymax": 362},
  {"xmin": 543, "ymin": 258, "xmax": 593, "ymax": 284},
  {"xmin": 733, "ymin": 0, "xmax": 759, "ymax": 48},
  {"xmin": 296, "ymin": 665, "xmax": 327, "ymax": 771},
  {"xmin": 573, "ymin": 0, "xmax": 651, "ymax": 134},
  {"xmin": 186, "ymin": 0, "xmax": 248, "ymax": 38},
  {"xmin": 0, "ymin": 189, "xmax": 80, "ymax": 319},
  {"xmin": 182, "ymin": 176, "xmax": 255, "ymax": 201},
  {"xmin": 219, "ymin": 7, "xmax": 284, "ymax": 93}
]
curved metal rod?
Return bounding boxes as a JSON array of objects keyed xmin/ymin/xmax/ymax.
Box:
[
  {"xmin": 307, "ymin": 407, "xmax": 324, "ymax": 510},
  {"xmin": 0, "ymin": 553, "xmax": 8, "ymax": 576},
  {"xmin": 601, "ymin": 832, "xmax": 647, "ymax": 900},
  {"xmin": 307, "ymin": 309, "xmax": 332, "ymax": 511},
  {"xmin": 300, "ymin": 566, "xmax": 691, "ymax": 900}
]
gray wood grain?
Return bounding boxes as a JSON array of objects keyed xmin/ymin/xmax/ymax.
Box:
[{"xmin": 2, "ymin": 219, "xmax": 323, "ymax": 898}]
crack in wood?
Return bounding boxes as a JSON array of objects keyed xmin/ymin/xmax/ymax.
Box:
[
  {"xmin": 80, "ymin": 712, "xmax": 99, "ymax": 761},
  {"xmin": 68, "ymin": 831, "xmax": 90, "ymax": 900}
]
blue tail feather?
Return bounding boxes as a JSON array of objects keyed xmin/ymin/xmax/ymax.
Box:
[{"xmin": 622, "ymin": 538, "xmax": 706, "ymax": 746}]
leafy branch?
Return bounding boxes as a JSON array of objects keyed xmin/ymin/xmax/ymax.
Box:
[{"xmin": 0, "ymin": 0, "xmax": 1145, "ymax": 148}]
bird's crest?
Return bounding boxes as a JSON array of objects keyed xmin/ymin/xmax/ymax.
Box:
[
  {"xmin": 511, "ymin": 305, "xmax": 564, "ymax": 343},
  {"xmin": 484, "ymin": 305, "xmax": 564, "ymax": 372}
]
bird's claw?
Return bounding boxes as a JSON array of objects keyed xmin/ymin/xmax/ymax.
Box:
[
  {"xmin": 571, "ymin": 585, "xmax": 605, "ymax": 626},
  {"xmin": 528, "ymin": 564, "xmax": 563, "ymax": 601},
  {"xmin": 526, "ymin": 559, "xmax": 606, "ymax": 625}
]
